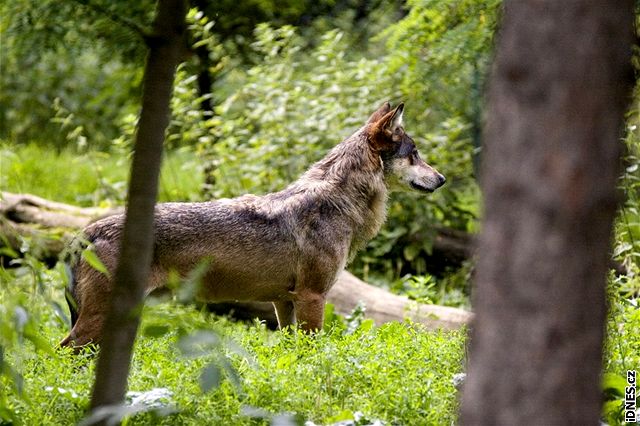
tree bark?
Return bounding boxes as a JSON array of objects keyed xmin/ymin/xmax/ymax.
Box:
[
  {"xmin": 460, "ymin": 1, "xmax": 634, "ymax": 425},
  {"xmin": 88, "ymin": 0, "xmax": 187, "ymax": 420}
]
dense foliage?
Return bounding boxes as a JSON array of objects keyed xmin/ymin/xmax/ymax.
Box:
[
  {"xmin": 1, "ymin": 0, "xmax": 640, "ymax": 424},
  {"xmin": 2, "ymin": 0, "xmax": 502, "ymax": 280}
]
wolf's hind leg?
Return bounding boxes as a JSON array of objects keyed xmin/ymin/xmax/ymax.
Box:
[{"xmin": 273, "ymin": 301, "xmax": 295, "ymax": 329}]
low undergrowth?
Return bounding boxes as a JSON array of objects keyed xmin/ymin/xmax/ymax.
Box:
[{"xmin": 0, "ymin": 259, "xmax": 467, "ymax": 425}]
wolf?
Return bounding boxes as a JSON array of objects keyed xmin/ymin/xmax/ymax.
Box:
[{"xmin": 60, "ymin": 102, "xmax": 445, "ymax": 348}]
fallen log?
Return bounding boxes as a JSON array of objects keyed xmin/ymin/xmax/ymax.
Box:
[
  {"xmin": 327, "ymin": 270, "xmax": 472, "ymax": 329},
  {"xmin": 0, "ymin": 191, "xmax": 472, "ymax": 329},
  {"xmin": 0, "ymin": 191, "xmax": 120, "ymax": 267},
  {"xmin": 0, "ymin": 192, "xmax": 122, "ymax": 229},
  {"xmin": 0, "ymin": 218, "xmax": 67, "ymax": 267}
]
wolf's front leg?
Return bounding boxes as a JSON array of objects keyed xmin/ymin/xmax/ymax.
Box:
[
  {"xmin": 293, "ymin": 290, "xmax": 326, "ymax": 332},
  {"xmin": 273, "ymin": 301, "xmax": 295, "ymax": 329}
]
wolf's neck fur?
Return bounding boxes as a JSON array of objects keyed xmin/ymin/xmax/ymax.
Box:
[{"xmin": 282, "ymin": 127, "xmax": 388, "ymax": 256}]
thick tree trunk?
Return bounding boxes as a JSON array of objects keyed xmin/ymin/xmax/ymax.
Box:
[
  {"xmin": 88, "ymin": 0, "xmax": 187, "ymax": 421},
  {"xmin": 460, "ymin": 1, "xmax": 634, "ymax": 425}
]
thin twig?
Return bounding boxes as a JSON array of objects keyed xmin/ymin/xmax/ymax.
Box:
[{"xmin": 69, "ymin": 0, "xmax": 148, "ymax": 39}]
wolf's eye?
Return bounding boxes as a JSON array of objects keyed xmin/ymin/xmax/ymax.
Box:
[{"xmin": 409, "ymin": 150, "xmax": 419, "ymax": 165}]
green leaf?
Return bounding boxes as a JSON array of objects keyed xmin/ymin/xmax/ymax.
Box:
[
  {"xmin": 24, "ymin": 330, "xmax": 56, "ymax": 356},
  {"xmin": 219, "ymin": 357, "xmax": 241, "ymax": 391},
  {"xmin": 176, "ymin": 258, "xmax": 211, "ymax": 304},
  {"xmin": 403, "ymin": 244, "xmax": 421, "ymax": 261},
  {"xmin": 323, "ymin": 302, "xmax": 344, "ymax": 330},
  {"xmin": 602, "ymin": 372, "xmax": 627, "ymax": 398},
  {"xmin": 0, "ymin": 226, "xmax": 18, "ymax": 255},
  {"xmin": 613, "ymin": 242, "xmax": 632, "ymax": 257},
  {"xmin": 177, "ymin": 330, "xmax": 220, "ymax": 358},
  {"xmin": 276, "ymin": 353, "xmax": 296, "ymax": 370},
  {"xmin": 199, "ymin": 363, "xmax": 221, "ymax": 393},
  {"xmin": 326, "ymin": 409, "xmax": 354, "ymax": 422},
  {"xmin": 143, "ymin": 324, "xmax": 171, "ymax": 338},
  {"xmin": 81, "ymin": 248, "xmax": 109, "ymax": 277},
  {"xmin": 358, "ymin": 319, "xmax": 375, "ymax": 333},
  {"xmin": 1, "ymin": 360, "xmax": 24, "ymax": 395},
  {"xmin": 0, "ymin": 243, "xmax": 19, "ymax": 259},
  {"xmin": 601, "ymin": 399, "xmax": 623, "ymax": 424},
  {"xmin": 50, "ymin": 300, "xmax": 70, "ymax": 328}
]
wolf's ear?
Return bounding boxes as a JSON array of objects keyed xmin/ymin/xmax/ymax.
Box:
[
  {"xmin": 382, "ymin": 103, "xmax": 404, "ymax": 134},
  {"xmin": 368, "ymin": 102, "xmax": 405, "ymax": 152},
  {"xmin": 366, "ymin": 101, "xmax": 392, "ymax": 124}
]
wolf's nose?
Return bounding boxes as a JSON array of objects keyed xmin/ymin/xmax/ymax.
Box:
[{"xmin": 437, "ymin": 174, "xmax": 446, "ymax": 187}]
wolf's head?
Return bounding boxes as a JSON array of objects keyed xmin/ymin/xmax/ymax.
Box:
[{"xmin": 366, "ymin": 102, "xmax": 446, "ymax": 193}]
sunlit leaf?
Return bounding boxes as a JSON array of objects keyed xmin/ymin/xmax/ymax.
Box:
[
  {"xmin": 81, "ymin": 248, "xmax": 110, "ymax": 277},
  {"xmin": 602, "ymin": 372, "xmax": 627, "ymax": 398}
]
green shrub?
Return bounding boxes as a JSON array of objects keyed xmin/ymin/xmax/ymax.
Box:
[{"xmin": 185, "ymin": 20, "xmax": 488, "ymax": 281}]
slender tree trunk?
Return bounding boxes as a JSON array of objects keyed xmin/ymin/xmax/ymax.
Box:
[
  {"xmin": 88, "ymin": 0, "xmax": 187, "ymax": 419},
  {"xmin": 192, "ymin": 0, "xmax": 214, "ymax": 115},
  {"xmin": 461, "ymin": 1, "xmax": 634, "ymax": 425},
  {"xmin": 195, "ymin": 46, "xmax": 214, "ymax": 113}
]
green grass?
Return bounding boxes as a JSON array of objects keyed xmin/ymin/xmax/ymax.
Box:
[
  {"xmin": 0, "ymin": 143, "xmax": 205, "ymax": 206},
  {"xmin": 0, "ymin": 260, "xmax": 467, "ymax": 425}
]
